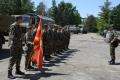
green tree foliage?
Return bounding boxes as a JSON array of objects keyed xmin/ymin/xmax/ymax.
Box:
[
  {"xmin": 97, "ymin": 0, "xmax": 111, "ymax": 32},
  {"xmin": 109, "ymin": 4, "xmax": 120, "ymax": 30},
  {"xmin": 47, "ymin": 0, "xmax": 57, "ymax": 19},
  {"xmin": 36, "ymin": 2, "xmax": 46, "ymax": 15},
  {"xmin": 85, "ymin": 15, "xmax": 97, "ymax": 32},
  {"xmin": 0, "ymin": 0, "xmax": 34, "ymax": 15},
  {"xmin": 48, "ymin": 1, "xmax": 81, "ymax": 26}
]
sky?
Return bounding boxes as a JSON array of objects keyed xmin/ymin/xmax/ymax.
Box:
[{"xmin": 31, "ymin": 0, "xmax": 120, "ymax": 17}]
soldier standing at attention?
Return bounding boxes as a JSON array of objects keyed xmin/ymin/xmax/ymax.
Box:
[
  {"xmin": 108, "ymin": 25, "xmax": 119, "ymax": 65},
  {"xmin": 8, "ymin": 16, "xmax": 25, "ymax": 79},
  {"xmin": 24, "ymin": 25, "xmax": 34, "ymax": 70},
  {"xmin": 43, "ymin": 24, "xmax": 50, "ymax": 61}
]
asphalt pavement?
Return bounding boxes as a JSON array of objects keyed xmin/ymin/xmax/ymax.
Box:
[{"xmin": 0, "ymin": 33, "xmax": 120, "ymax": 80}]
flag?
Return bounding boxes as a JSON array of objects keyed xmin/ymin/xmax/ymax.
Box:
[{"xmin": 32, "ymin": 16, "xmax": 43, "ymax": 71}]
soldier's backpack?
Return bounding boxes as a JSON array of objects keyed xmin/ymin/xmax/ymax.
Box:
[
  {"xmin": 111, "ymin": 38, "xmax": 119, "ymax": 48},
  {"xmin": 109, "ymin": 30, "xmax": 119, "ymax": 47}
]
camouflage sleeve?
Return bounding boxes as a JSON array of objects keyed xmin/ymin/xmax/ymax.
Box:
[
  {"xmin": 113, "ymin": 30, "xmax": 118, "ymax": 38},
  {"xmin": 9, "ymin": 25, "xmax": 15, "ymax": 40},
  {"xmin": 8, "ymin": 25, "xmax": 15, "ymax": 46}
]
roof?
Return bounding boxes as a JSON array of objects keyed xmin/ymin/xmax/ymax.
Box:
[{"xmin": 37, "ymin": 15, "xmax": 54, "ymax": 22}]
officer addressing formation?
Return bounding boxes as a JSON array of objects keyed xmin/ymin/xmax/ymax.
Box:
[
  {"xmin": 107, "ymin": 25, "xmax": 119, "ymax": 65},
  {"xmin": 7, "ymin": 15, "xmax": 71, "ymax": 79}
]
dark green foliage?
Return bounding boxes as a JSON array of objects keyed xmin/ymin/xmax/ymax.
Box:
[
  {"xmin": 48, "ymin": 1, "xmax": 81, "ymax": 26},
  {"xmin": 0, "ymin": 0, "xmax": 34, "ymax": 15},
  {"xmin": 109, "ymin": 4, "xmax": 120, "ymax": 30},
  {"xmin": 85, "ymin": 15, "xmax": 97, "ymax": 32},
  {"xmin": 36, "ymin": 2, "xmax": 46, "ymax": 15},
  {"xmin": 97, "ymin": 0, "xmax": 111, "ymax": 32}
]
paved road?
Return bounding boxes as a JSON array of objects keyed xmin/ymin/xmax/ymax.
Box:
[{"xmin": 0, "ymin": 33, "xmax": 120, "ymax": 80}]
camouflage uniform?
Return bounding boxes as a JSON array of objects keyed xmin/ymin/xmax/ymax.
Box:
[
  {"xmin": 24, "ymin": 30, "xmax": 34, "ymax": 69},
  {"xmin": 8, "ymin": 23, "xmax": 24, "ymax": 75},
  {"xmin": 109, "ymin": 30, "xmax": 118, "ymax": 64},
  {"xmin": 66, "ymin": 30, "xmax": 70, "ymax": 49},
  {"xmin": 57, "ymin": 28, "xmax": 62, "ymax": 52},
  {"xmin": 43, "ymin": 28, "xmax": 50, "ymax": 60},
  {"xmin": 48, "ymin": 28, "xmax": 54, "ymax": 55},
  {"xmin": 53, "ymin": 27, "xmax": 59, "ymax": 54},
  {"xmin": 60, "ymin": 29, "xmax": 65, "ymax": 51}
]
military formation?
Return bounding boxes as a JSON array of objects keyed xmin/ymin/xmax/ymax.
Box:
[
  {"xmin": 8, "ymin": 16, "xmax": 71, "ymax": 79},
  {"xmin": 43, "ymin": 24, "xmax": 70, "ymax": 61},
  {"xmin": 7, "ymin": 15, "xmax": 120, "ymax": 79}
]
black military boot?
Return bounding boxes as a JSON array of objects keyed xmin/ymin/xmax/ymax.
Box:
[
  {"xmin": 8, "ymin": 70, "xmax": 15, "ymax": 79},
  {"xmin": 108, "ymin": 60, "xmax": 115, "ymax": 65},
  {"xmin": 16, "ymin": 68, "xmax": 25, "ymax": 75}
]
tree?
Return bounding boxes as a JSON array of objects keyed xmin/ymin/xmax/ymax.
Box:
[
  {"xmin": 48, "ymin": 1, "xmax": 81, "ymax": 26},
  {"xmin": 36, "ymin": 2, "xmax": 46, "ymax": 15},
  {"xmin": 0, "ymin": 0, "xmax": 34, "ymax": 15},
  {"xmin": 109, "ymin": 4, "xmax": 120, "ymax": 30},
  {"xmin": 97, "ymin": 0, "xmax": 111, "ymax": 32},
  {"xmin": 85, "ymin": 15, "xmax": 97, "ymax": 32}
]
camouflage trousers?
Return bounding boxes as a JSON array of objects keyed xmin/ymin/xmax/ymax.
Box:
[
  {"xmin": 110, "ymin": 45, "xmax": 116, "ymax": 61},
  {"xmin": 8, "ymin": 46, "xmax": 23, "ymax": 71},
  {"xmin": 25, "ymin": 50, "xmax": 34, "ymax": 69}
]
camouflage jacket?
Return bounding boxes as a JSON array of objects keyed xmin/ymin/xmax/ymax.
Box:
[{"xmin": 9, "ymin": 23, "xmax": 22, "ymax": 48}]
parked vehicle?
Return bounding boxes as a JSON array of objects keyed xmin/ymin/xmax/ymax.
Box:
[
  {"xmin": 80, "ymin": 27, "xmax": 87, "ymax": 34},
  {"xmin": 69, "ymin": 26, "xmax": 80, "ymax": 34}
]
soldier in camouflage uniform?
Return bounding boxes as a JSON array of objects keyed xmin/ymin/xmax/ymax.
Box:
[
  {"xmin": 53, "ymin": 26, "xmax": 59, "ymax": 55},
  {"xmin": 24, "ymin": 25, "xmax": 34, "ymax": 70},
  {"xmin": 47, "ymin": 25, "xmax": 54, "ymax": 57},
  {"xmin": 108, "ymin": 25, "xmax": 119, "ymax": 65},
  {"xmin": 66, "ymin": 28, "xmax": 70, "ymax": 50},
  {"xmin": 43, "ymin": 24, "xmax": 51, "ymax": 61},
  {"xmin": 60, "ymin": 28, "xmax": 65, "ymax": 51},
  {"xmin": 57, "ymin": 27, "xmax": 63, "ymax": 53},
  {"xmin": 8, "ymin": 16, "xmax": 25, "ymax": 79}
]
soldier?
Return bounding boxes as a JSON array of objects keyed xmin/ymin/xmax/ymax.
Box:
[
  {"xmin": 43, "ymin": 24, "xmax": 51, "ymax": 61},
  {"xmin": 108, "ymin": 25, "xmax": 119, "ymax": 65},
  {"xmin": 57, "ymin": 27, "xmax": 63, "ymax": 53},
  {"xmin": 66, "ymin": 28, "xmax": 71, "ymax": 50},
  {"xmin": 24, "ymin": 25, "xmax": 34, "ymax": 70},
  {"xmin": 47, "ymin": 25, "xmax": 54, "ymax": 57},
  {"xmin": 60, "ymin": 28, "xmax": 65, "ymax": 51},
  {"xmin": 8, "ymin": 16, "xmax": 25, "ymax": 79},
  {"xmin": 52, "ymin": 25, "xmax": 59, "ymax": 55}
]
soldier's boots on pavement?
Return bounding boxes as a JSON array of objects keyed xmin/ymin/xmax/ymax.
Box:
[
  {"xmin": 8, "ymin": 70, "xmax": 15, "ymax": 79},
  {"xmin": 45, "ymin": 55, "xmax": 53, "ymax": 61},
  {"xmin": 8, "ymin": 70, "xmax": 25, "ymax": 79},
  {"xmin": 108, "ymin": 60, "xmax": 115, "ymax": 65},
  {"xmin": 25, "ymin": 66, "xmax": 34, "ymax": 71},
  {"xmin": 15, "ymin": 68, "xmax": 25, "ymax": 75}
]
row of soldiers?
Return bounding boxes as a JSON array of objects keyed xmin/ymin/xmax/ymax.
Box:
[
  {"xmin": 43, "ymin": 24, "xmax": 70, "ymax": 61},
  {"xmin": 8, "ymin": 16, "xmax": 71, "ymax": 79}
]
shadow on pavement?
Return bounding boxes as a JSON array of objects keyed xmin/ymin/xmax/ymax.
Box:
[
  {"xmin": 114, "ymin": 62, "xmax": 120, "ymax": 65},
  {"xmin": 43, "ymin": 49, "xmax": 79, "ymax": 67},
  {"xmin": 0, "ymin": 49, "xmax": 10, "ymax": 60},
  {"xmin": 15, "ymin": 71, "xmax": 67, "ymax": 80},
  {"xmin": 23, "ymin": 72, "xmax": 68, "ymax": 80},
  {"xmin": 13, "ymin": 49, "xmax": 78, "ymax": 80}
]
